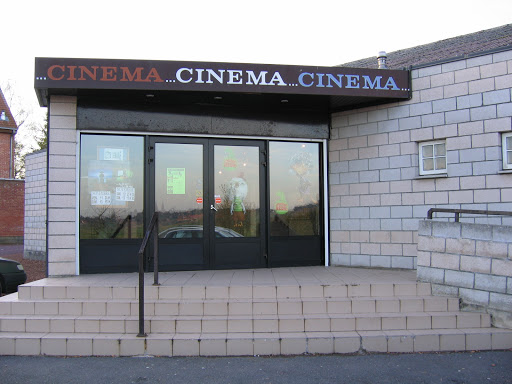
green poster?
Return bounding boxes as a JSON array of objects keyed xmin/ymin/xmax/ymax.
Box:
[{"xmin": 167, "ymin": 168, "xmax": 186, "ymax": 195}]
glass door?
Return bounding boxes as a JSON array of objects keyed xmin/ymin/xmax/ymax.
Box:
[
  {"xmin": 150, "ymin": 137, "xmax": 266, "ymax": 270},
  {"xmin": 210, "ymin": 141, "xmax": 266, "ymax": 269},
  {"xmin": 152, "ymin": 138, "xmax": 208, "ymax": 270}
]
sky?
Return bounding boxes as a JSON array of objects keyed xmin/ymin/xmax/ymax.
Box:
[{"xmin": 1, "ymin": 0, "xmax": 511, "ymax": 149}]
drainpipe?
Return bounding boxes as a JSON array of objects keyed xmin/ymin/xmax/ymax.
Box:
[{"xmin": 9, "ymin": 129, "xmax": 14, "ymax": 178}]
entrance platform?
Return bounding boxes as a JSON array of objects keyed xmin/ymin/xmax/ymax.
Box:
[{"xmin": 1, "ymin": 266, "xmax": 511, "ymax": 356}]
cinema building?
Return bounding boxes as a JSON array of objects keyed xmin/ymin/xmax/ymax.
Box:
[
  {"xmin": 35, "ymin": 25, "xmax": 512, "ymax": 279},
  {"xmin": 1, "ymin": 24, "xmax": 507, "ymax": 357}
]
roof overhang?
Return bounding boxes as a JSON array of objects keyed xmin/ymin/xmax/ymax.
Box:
[{"xmin": 34, "ymin": 57, "xmax": 411, "ymax": 112}]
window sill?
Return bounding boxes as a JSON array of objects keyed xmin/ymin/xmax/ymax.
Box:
[
  {"xmin": 415, "ymin": 173, "xmax": 448, "ymax": 179},
  {"xmin": 498, "ymin": 169, "xmax": 512, "ymax": 174}
]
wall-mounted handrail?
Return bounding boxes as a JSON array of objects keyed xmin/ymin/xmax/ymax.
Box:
[
  {"xmin": 427, "ymin": 208, "xmax": 512, "ymax": 222},
  {"xmin": 136, "ymin": 212, "xmax": 159, "ymax": 337},
  {"xmin": 110, "ymin": 214, "xmax": 132, "ymax": 239}
]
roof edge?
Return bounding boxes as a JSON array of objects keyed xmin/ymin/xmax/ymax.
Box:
[{"xmin": 410, "ymin": 44, "xmax": 512, "ymax": 70}]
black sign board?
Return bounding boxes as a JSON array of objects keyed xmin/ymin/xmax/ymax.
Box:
[{"xmin": 35, "ymin": 57, "xmax": 410, "ymax": 102}]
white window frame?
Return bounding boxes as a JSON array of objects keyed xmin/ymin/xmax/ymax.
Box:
[
  {"xmin": 502, "ymin": 132, "xmax": 512, "ymax": 170},
  {"xmin": 419, "ymin": 140, "xmax": 447, "ymax": 176}
]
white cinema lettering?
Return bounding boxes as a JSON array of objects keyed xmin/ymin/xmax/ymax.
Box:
[
  {"xmin": 175, "ymin": 68, "xmax": 286, "ymax": 86},
  {"xmin": 298, "ymin": 72, "xmax": 400, "ymax": 90}
]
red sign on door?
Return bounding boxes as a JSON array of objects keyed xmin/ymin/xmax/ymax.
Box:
[
  {"xmin": 215, "ymin": 196, "xmax": 221, "ymax": 204},
  {"xmin": 196, "ymin": 197, "xmax": 203, "ymax": 204}
]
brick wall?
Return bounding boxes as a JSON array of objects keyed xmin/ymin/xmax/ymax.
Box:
[
  {"xmin": 0, "ymin": 179, "xmax": 24, "ymax": 242},
  {"xmin": 24, "ymin": 150, "xmax": 47, "ymax": 260},
  {"xmin": 0, "ymin": 131, "xmax": 14, "ymax": 179},
  {"xmin": 47, "ymin": 96, "xmax": 77, "ymax": 276},
  {"xmin": 329, "ymin": 49, "xmax": 512, "ymax": 269},
  {"xmin": 417, "ymin": 220, "xmax": 512, "ymax": 328}
]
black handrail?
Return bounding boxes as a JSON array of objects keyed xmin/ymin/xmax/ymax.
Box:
[
  {"xmin": 427, "ymin": 208, "xmax": 512, "ymax": 222},
  {"xmin": 136, "ymin": 212, "xmax": 159, "ymax": 337},
  {"xmin": 110, "ymin": 214, "xmax": 132, "ymax": 239}
]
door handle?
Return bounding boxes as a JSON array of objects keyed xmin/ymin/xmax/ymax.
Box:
[{"xmin": 210, "ymin": 205, "xmax": 218, "ymax": 211}]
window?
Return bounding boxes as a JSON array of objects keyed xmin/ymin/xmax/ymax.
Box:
[
  {"xmin": 80, "ymin": 134, "xmax": 144, "ymax": 239},
  {"xmin": 419, "ymin": 141, "xmax": 446, "ymax": 176},
  {"xmin": 269, "ymin": 142, "xmax": 321, "ymax": 236},
  {"xmin": 502, "ymin": 132, "xmax": 512, "ymax": 170}
]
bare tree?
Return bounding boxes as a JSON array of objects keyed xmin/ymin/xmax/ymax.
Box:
[{"xmin": 1, "ymin": 80, "xmax": 47, "ymax": 179}]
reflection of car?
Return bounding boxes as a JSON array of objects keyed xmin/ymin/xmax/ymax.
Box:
[
  {"xmin": 159, "ymin": 225, "xmax": 243, "ymax": 239},
  {"xmin": 0, "ymin": 257, "xmax": 27, "ymax": 295}
]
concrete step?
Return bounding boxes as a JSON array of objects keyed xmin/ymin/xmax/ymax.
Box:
[
  {"xmin": 1, "ymin": 328, "xmax": 511, "ymax": 357},
  {"xmin": 0, "ymin": 312, "xmax": 490, "ymax": 334},
  {"xmin": 0, "ymin": 296, "xmax": 460, "ymax": 317},
  {"xmin": 16, "ymin": 282, "xmax": 432, "ymax": 301}
]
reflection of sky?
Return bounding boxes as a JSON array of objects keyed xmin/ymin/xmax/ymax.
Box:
[
  {"xmin": 156, "ymin": 143, "xmax": 203, "ymax": 212},
  {"xmin": 269, "ymin": 142, "xmax": 320, "ymax": 210}
]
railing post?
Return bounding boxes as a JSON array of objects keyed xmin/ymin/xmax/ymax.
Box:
[
  {"xmin": 137, "ymin": 248, "xmax": 146, "ymax": 337},
  {"xmin": 153, "ymin": 213, "xmax": 160, "ymax": 286}
]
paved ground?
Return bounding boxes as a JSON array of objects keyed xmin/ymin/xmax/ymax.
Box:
[{"xmin": 1, "ymin": 351, "xmax": 511, "ymax": 384}]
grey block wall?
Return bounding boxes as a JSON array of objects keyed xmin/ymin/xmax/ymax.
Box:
[
  {"xmin": 329, "ymin": 50, "xmax": 512, "ymax": 269},
  {"xmin": 47, "ymin": 96, "xmax": 77, "ymax": 276},
  {"xmin": 417, "ymin": 220, "xmax": 512, "ymax": 327},
  {"xmin": 23, "ymin": 149, "xmax": 47, "ymax": 260}
]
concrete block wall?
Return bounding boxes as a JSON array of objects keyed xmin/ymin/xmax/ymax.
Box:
[
  {"xmin": 23, "ymin": 150, "xmax": 47, "ymax": 260},
  {"xmin": 47, "ymin": 96, "xmax": 77, "ymax": 276},
  {"xmin": 417, "ymin": 220, "xmax": 512, "ymax": 327},
  {"xmin": 329, "ymin": 49, "xmax": 512, "ymax": 269}
]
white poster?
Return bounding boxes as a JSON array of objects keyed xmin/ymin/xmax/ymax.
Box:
[
  {"xmin": 103, "ymin": 148, "xmax": 124, "ymax": 161},
  {"xmin": 91, "ymin": 191, "xmax": 112, "ymax": 205},
  {"xmin": 116, "ymin": 186, "xmax": 135, "ymax": 202}
]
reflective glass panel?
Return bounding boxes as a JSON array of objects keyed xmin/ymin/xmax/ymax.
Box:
[
  {"xmin": 423, "ymin": 158, "xmax": 434, "ymax": 171},
  {"xmin": 422, "ymin": 145, "xmax": 433, "ymax": 158},
  {"xmin": 434, "ymin": 143, "xmax": 445, "ymax": 156},
  {"xmin": 155, "ymin": 143, "xmax": 203, "ymax": 239},
  {"xmin": 435, "ymin": 157, "xmax": 446, "ymax": 170},
  {"xmin": 214, "ymin": 145, "xmax": 259, "ymax": 237},
  {"xmin": 80, "ymin": 135, "xmax": 144, "ymax": 239},
  {"xmin": 269, "ymin": 142, "xmax": 320, "ymax": 236}
]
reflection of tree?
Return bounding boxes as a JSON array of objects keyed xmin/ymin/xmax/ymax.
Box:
[
  {"xmin": 80, "ymin": 205, "xmax": 140, "ymax": 239},
  {"xmin": 270, "ymin": 203, "xmax": 319, "ymax": 236},
  {"xmin": 158, "ymin": 209, "xmax": 203, "ymax": 232}
]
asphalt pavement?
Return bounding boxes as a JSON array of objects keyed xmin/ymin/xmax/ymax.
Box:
[{"xmin": 1, "ymin": 351, "xmax": 511, "ymax": 384}]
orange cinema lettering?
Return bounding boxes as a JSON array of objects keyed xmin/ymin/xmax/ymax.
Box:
[
  {"xmin": 46, "ymin": 64, "xmax": 164, "ymax": 83},
  {"xmin": 121, "ymin": 67, "xmax": 163, "ymax": 82},
  {"xmin": 100, "ymin": 66, "xmax": 117, "ymax": 81},
  {"xmin": 78, "ymin": 66, "xmax": 99, "ymax": 81},
  {"xmin": 47, "ymin": 65, "xmax": 65, "ymax": 80}
]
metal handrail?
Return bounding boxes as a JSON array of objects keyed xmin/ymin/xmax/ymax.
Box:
[
  {"xmin": 110, "ymin": 214, "xmax": 132, "ymax": 239},
  {"xmin": 427, "ymin": 208, "xmax": 512, "ymax": 222},
  {"xmin": 136, "ymin": 212, "xmax": 159, "ymax": 337}
]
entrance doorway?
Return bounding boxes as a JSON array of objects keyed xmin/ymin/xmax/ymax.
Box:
[
  {"xmin": 151, "ymin": 138, "xmax": 266, "ymax": 270},
  {"xmin": 79, "ymin": 134, "xmax": 324, "ymax": 273}
]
